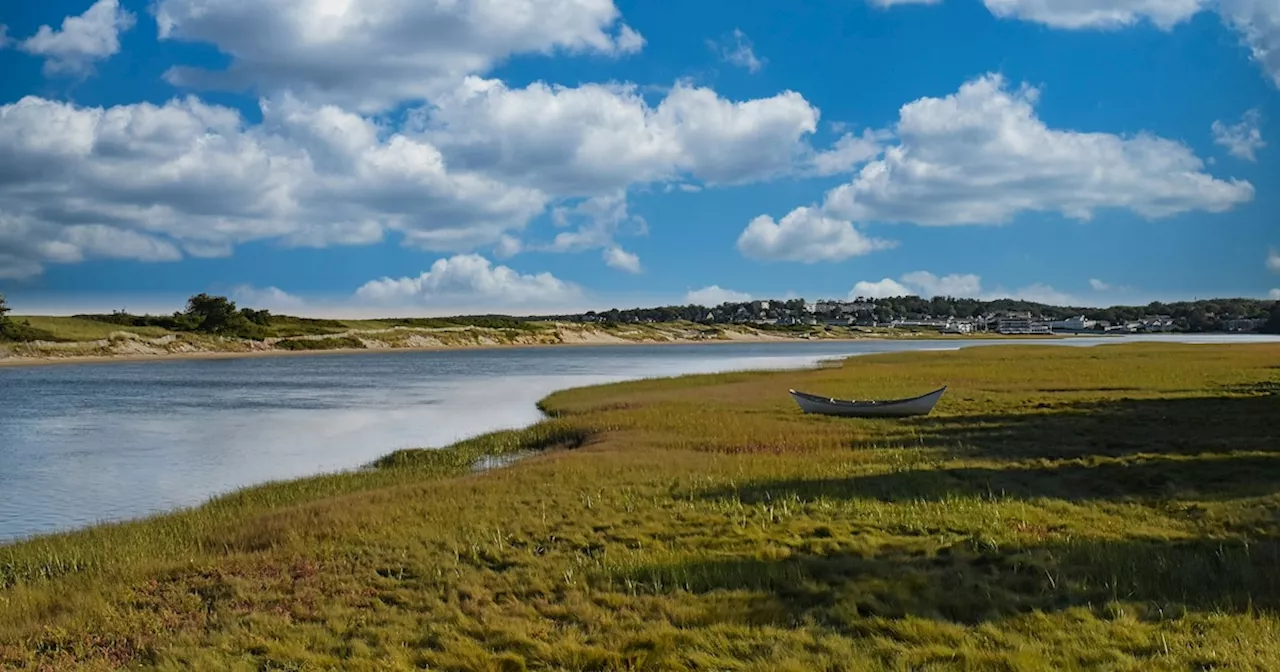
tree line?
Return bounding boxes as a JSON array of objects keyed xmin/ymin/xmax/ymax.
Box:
[
  {"xmin": 544, "ymin": 295, "xmax": 1280, "ymax": 334},
  {"xmin": 2, "ymin": 291, "xmax": 1279, "ymax": 342}
]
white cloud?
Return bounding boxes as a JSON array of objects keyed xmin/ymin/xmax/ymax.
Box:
[
  {"xmin": 804, "ymin": 73, "xmax": 1252, "ymax": 227},
  {"xmin": 686, "ymin": 285, "xmax": 752, "ymax": 305},
  {"xmin": 964, "ymin": 1, "xmax": 1280, "ymax": 88},
  {"xmin": 16, "ymin": 0, "xmax": 136, "ymax": 76},
  {"xmin": 422, "ymin": 77, "xmax": 821, "ymax": 194},
  {"xmin": 710, "ymin": 28, "xmax": 765, "ymax": 73},
  {"xmin": 354, "ymin": 254, "xmax": 580, "ymax": 306},
  {"xmin": 809, "ymin": 129, "xmax": 889, "ymax": 176},
  {"xmin": 1271, "ymin": 288, "xmax": 1280, "ymax": 299},
  {"xmin": 231, "ymin": 285, "xmax": 306, "ymax": 313},
  {"xmin": 1268, "ymin": 247, "xmax": 1280, "ymax": 272},
  {"xmin": 981, "ymin": 0, "xmax": 1209, "ymax": 29},
  {"xmin": 493, "ymin": 235, "xmax": 523, "ymax": 259},
  {"xmin": 737, "ymin": 206, "xmax": 897, "ymax": 262},
  {"xmin": 0, "ymin": 94, "xmax": 549, "ymax": 277},
  {"xmin": 603, "ymin": 246, "xmax": 642, "ymax": 273},
  {"xmin": 0, "ymin": 25, "xmax": 9, "ymax": 49},
  {"xmin": 987, "ymin": 282, "xmax": 1080, "ymax": 306},
  {"xmin": 1219, "ymin": 0, "xmax": 1280, "ymax": 87},
  {"xmin": 153, "ymin": 0, "xmax": 644, "ymax": 111},
  {"xmin": 901, "ymin": 271, "xmax": 983, "ymax": 298},
  {"xmin": 1213, "ymin": 109, "xmax": 1266, "ymax": 161},
  {"xmin": 1089, "ymin": 278, "xmax": 1112, "ymax": 291},
  {"xmin": 536, "ymin": 192, "xmax": 646, "ymax": 272},
  {"xmin": 849, "ymin": 270, "xmax": 1081, "ymax": 304},
  {"xmin": 0, "ymin": 217, "xmax": 182, "ymax": 279},
  {"xmin": 850, "ymin": 278, "xmax": 912, "ymax": 299}
]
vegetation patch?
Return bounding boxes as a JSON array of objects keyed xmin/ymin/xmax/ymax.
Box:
[
  {"xmin": 273, "ymin": 336, "xmax": 367, "ymax": 351},
  {"xmin": 1, "ymin": 343, "xmax": 1278, "ymax": 670}
]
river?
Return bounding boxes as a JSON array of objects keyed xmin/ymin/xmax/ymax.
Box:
[{"xmin": 0, "ymin": 334, "xmax": 1274, "ymax": 543}]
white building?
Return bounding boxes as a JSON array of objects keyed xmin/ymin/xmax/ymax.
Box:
[
  {"xmin": 997, "ymin": 317, "xmax": 1052, "ymax": 335},
  {"xmin": 1049, "ymin": 315, "xmax": 1097, "ymax": 332}
]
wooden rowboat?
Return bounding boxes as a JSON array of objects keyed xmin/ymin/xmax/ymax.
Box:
[{"xmin": 788, "ymin": 386, "xmax": 946, "ymax": 417}]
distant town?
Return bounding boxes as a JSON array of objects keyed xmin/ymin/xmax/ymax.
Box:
[{"xmin": 541, "ymin": 295, "xmax": 1280, "ymax": 335}]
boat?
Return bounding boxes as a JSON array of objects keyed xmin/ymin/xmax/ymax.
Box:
[{"xmin": 788, "ymin": 386, "xmax": 946, "ymax": 417}]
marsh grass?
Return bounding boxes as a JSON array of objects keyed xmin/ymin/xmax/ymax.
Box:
[{"xmin": 1, "ymin": 342, "xmax": 1278, "ymax": 670}]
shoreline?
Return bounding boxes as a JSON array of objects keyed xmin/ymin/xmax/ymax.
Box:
[{"xmin": 0, "ymin": 330, "xmax": 985, "ymax": 369}]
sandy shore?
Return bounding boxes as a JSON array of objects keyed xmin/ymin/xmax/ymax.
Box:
[{"xmin": 0, "ymin": 331, "xmax": 927, "ymax": 369}]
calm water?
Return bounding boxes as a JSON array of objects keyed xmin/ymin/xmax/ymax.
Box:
[{"xmin": 0, "ymin": 335, "xmax": 1274, "ymax": 542}]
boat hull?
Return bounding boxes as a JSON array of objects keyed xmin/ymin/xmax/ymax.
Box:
[{"xmin": 788, "ymin": 387, "xmax": 946, "ymax": 418}]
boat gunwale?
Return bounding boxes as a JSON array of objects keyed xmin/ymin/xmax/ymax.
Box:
[{"xmin": 787, "ymin": 386, "xmax": 947, "ymax": 408}]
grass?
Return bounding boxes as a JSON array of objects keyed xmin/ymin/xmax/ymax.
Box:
[
  {"xmin": 1, "ymin": 342, "xmax": 1278, "ymax": 670},
  {"xmin": 274, "ymin": 336, "xmax": 368, "ymax": 351},
  {"xmin": 9, "ymin": 316, "xmax": 174, "ymax": 341}
]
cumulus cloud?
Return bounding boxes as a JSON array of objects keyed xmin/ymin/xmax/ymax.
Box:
[
  {"xmin": 901, "ymin": 271, "xmax": 983, "ymax": 298},
  {"xmin": 1089, "ymin": 278, "xmax": 1112, "ymax": 291},
  {"xmin": 1217, "ymin": 1, "xmax": 1280, "ymax": 87},
  {"xmin": 990, "ymin": 282, "xmax": 1080, "ymax": 306},
  {"xmin": 809, "ymin": 129, "xmax": 889, "ymax": 176},
  {"xmin": 422, "ymin": 77, "xmax": 821, "ymax": 194},
  {"xmin": 354, "ymin": 254, "xmax": 580, "ymax": 307},
  {"xmin": 849, "ymin": 270, "xmax": 1081, "ymax": 304},
  {"xmin": 737, "ymin": 206, "xmax": 896, "ymax": 262},
  {"xmin": 493, "ymin": 235, "xmax": 523, "ymax": 259},
  {"xmin": 766, "ymin": 73, "xmax": 1251, "ymax": 230},
  {"xmin": 0, "ymin": 220, "xmax": 182, "ymax": 279},
  {"xmin": 1212, "ymin": 109, "xmax": 1266, "ymax": 161},
  {"xmin": 0, "ymin": 94, "xmax": 551, "ymax": 277},
  {"xmin": 686, "ymin": 285, "xmax": 753, "ymax": 305},
  {"xmin": 15, "ymin": 0, "xmax": 135, "ymax": 76},
  {"xmin": 874, "ymin": 1, "xmax": 1280, "ymax": 87},
  {"xmin": 153, "ymin": 0, "xmax": 644, "ymax": 111},
  {"xmin": 850, "ymin": 278, "xmax": 912, "ymax": 299},
  {"xmin": 0, "ymin": 72, "xmax": 838, "ymax": 278},
  {"xmin": 1271, "ymin": 288, "xmax": 1280, "ymax": 299},
  {"xmin": 524, "ymin": 192, "xmax": 646, "ymax": 273},
  {"xmin": 230, "ymin": 285, "xmax": 306, "ymax": 313},
  {"xmin": 602, "ymin": 246, "xmax": 642, "ymax": 273},
  {"xmin": 1269, "ymin": 247, "xmax": 1280, "ymax": 272},
  {"xmin": 709, "ymin": 28, "xmax": 765, "ymax": 73},
  {"xmin": 981, "ymin": 0, "xmax": 1209, "ymax": 29}
]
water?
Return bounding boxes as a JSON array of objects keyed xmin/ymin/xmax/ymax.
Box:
[{"xmin": 0, "ymin": 335, "xmax": 1274, "ymax": 543}]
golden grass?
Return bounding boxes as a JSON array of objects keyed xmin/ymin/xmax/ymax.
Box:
[{"xmin": 1, "ymin": 342, "xmax": 1278, "ymax": 670}]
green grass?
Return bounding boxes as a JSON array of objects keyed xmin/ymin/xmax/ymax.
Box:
[
  {"xmin": 9, "ymin": 316, "xmax": 175, "ymax": 341},
  {"xmin": 274, "ymin": 336, "xmax": 368, "ymax": 351},
  {"xmin": 1, "ymin": 343, "xmax": 1278, "ymax": 670}
]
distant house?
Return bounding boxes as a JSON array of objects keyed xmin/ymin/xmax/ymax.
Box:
[
  {"xmin": 1049, "ymin": 315, "xmax": 1096, "ymax": 332},
  {"xmin": 1222, "ymin": 318, "xmax": 1262, "ymax": 332},
  {"xmin": 942, "ymin": 320, "xmax": 975, "ymax": 334},
  {"xmin": 997, "ymin": 316, "xmax": 1051, "ymax": 335}
]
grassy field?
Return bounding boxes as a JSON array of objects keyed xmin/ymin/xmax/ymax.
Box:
[
  {"xmin": 1, "ymin": 342, "xmax": 1277, "ymax": 670},
  {"xmin": 10, "ymin": 316, "xmax": 177, "ymax": 341}
]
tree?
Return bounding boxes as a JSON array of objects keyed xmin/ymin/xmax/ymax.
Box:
[
  {"xmin": 1262, "ymin": 303, "xmax": 1280, "ymax": 335},
  {"xmin": 179, "ymin": 293, "xmax": 250, "ymax": 334},
  {"xmin": 0, "ymin": 291, "xmax": 8, "ymax": 325}
]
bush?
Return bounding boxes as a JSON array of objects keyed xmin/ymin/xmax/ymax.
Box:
[
  {"xmin": 0, "ymin": 319, "xmax": 60, "ymax": 343},
  {"xmin": 275, "ymin": 336, "xmax": 366, "ymax": 351}
]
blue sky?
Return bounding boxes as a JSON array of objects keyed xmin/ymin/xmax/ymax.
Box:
[{"xmin": 0, "ymin": 0, "xmax": 1277, "ymax": 316}]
